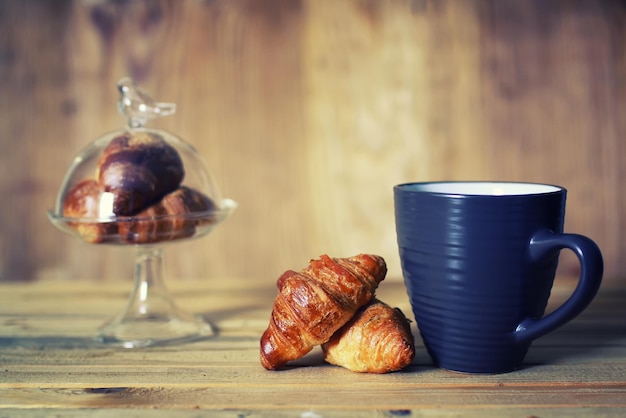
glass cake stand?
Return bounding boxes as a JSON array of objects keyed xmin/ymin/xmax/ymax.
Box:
[{"xmin": 48, "ymin": 77, "xmax": 236, "ymax": 348}]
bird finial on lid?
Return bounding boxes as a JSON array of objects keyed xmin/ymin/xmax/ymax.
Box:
[{"xmin": 117, "ymin": 77, "xmax": 176, "ymax": 128}]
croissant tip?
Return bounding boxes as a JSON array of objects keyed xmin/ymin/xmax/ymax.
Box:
[
  {"xmin": 350, "ymin": 253, "xmax": 388, "ymax": 279},
  {"xmin": 260, "ymin": 330, "xmax": 287, "ymax": 370}
]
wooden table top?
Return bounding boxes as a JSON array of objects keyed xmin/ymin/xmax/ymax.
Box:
[{"xmin": 1, "ymin": 277, "xmax": 625, "ymax": 417}]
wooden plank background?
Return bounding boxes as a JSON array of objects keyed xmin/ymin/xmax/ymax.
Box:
[{"xmin": 0, "ymin": 0, "xmax": 624, "ymax": 283}]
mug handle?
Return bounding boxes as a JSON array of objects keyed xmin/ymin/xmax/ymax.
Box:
[{"xmin": 514, "ymin": 229, "xmax": 603, "ymax": 344}]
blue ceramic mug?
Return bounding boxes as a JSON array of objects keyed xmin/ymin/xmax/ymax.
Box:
[{"xmin": 394, "ymin": 181, "xmax": 603, "ymax": 374}]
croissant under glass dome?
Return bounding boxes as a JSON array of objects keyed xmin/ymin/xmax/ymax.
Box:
[
  {"xmin": 48, "ymin": 77, "xmax": 236, "ymax": 347},
  {"xmin": 49, "ymin": 128, "xmax": 235, "ymax": 244}
]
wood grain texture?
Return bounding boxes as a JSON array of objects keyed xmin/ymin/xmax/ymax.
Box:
[
  {"xmin": 0, "ymin": 0, "xmax": 624, "ymax": 282},
  {"xmin": 0, "ymin": 279, "xmax": 625, "ymax": 416}
]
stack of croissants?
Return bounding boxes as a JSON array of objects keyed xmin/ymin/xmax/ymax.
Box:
[
  {"xmin": 261, "ymin": 253, "xmax": 415, "ymax": 373},
  {"xmin": 62, "ymin": 131, "xmax": 216, "ymax": 244}
]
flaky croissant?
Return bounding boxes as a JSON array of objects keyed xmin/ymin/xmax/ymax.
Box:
[
  {"xmin": 322, "ymin": 299, "xmax": 415, "ymax": 373},
  {"xmin": 260, "ymin": 254, "xmax": 387, "ymax": 370},
  {"xmin": 118, "ymin": 186, "xmax": 216, "ymax": 244},
  {"xmin": 97, "ymin": 131, "xmax": 184, "ymax": 215},
  {"xmin": 62, "ymin": 179, "xmax": 117, "ymax": 243}
]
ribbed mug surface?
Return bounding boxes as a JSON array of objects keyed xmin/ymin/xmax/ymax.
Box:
[{"xmin": 395, "ymin": 182, "xmax": 566, "ymax": 373}]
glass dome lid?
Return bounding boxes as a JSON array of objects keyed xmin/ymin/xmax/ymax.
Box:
[{"xmin": 48, "ymin": 77, "xmax": 236, "ymax": 245}]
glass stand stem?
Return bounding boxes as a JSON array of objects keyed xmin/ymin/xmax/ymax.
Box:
[
  {"xmin": 97, "ymin": 246, "xmax": 215, "ymax": 348},
  {"xmin": 129, "ymin": 247, "xmax": 171, "ymax": 319}
]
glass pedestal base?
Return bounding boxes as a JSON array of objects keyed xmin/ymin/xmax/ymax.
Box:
[
  {"xmin": 96, "ymin": 246, "xmax": 215, "ymax": 348},
  {"xmin": 97, "ymin": 309, "xmax": 215, "ymax": 348}
]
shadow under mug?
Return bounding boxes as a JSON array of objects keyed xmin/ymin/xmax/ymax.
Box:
[{"xmin": 394, "ymin": 181, "xmax": 603, "ymax": 374}]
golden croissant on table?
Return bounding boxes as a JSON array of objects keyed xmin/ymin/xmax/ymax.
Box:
[
  {"xmin": 260, "ymin": 254, "xmax": 386, "ymax": 370},
  {"xmin": 322, "ymin": 298, "xmax": 415, "ymax": 373},
  {"xmin": 260, "ymin": 254, "xmax": 415, "ymax": 373}
]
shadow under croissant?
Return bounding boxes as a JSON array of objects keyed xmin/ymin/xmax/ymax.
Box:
[{"xmin": 270, "ymin": 344, "xmax": 432, "ymax": 372}]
